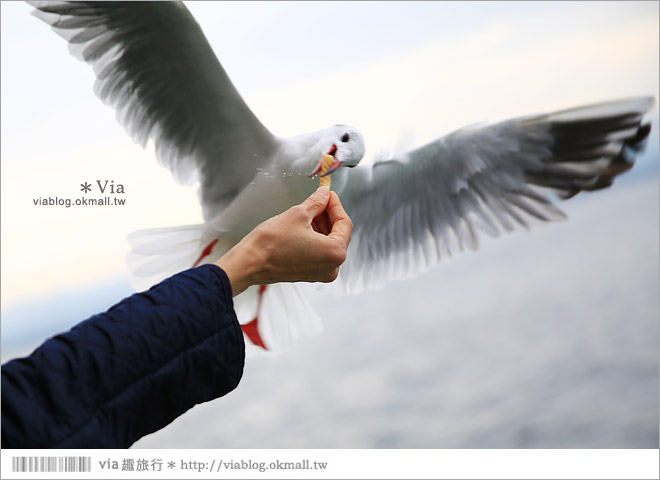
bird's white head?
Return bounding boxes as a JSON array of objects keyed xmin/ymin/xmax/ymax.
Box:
[{"xmin": 309, "ymin": 124, "xmax": 365, "ymax": 177}]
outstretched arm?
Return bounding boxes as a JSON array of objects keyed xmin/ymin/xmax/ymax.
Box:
[{"xmin": 1, "ymin": 187, "xmax": 353, "ymax": 447}]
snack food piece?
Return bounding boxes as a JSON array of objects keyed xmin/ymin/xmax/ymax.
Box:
[{"xmin": 319, "ymin": 154, "xmax": 334, "ymax": 188}]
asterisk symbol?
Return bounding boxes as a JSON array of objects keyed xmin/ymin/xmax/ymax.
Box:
[
  {"xmin": 167, "ymin": 461, "xmax": 176, "ymax": 469},
  {"xmin": 81, "ymin": 181, "xmax": 91, "ymax": 193}
]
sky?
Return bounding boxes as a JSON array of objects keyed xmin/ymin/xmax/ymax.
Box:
[{"xmin": 0, "ymin": 0, "xmax": 659, "ymax": 454}]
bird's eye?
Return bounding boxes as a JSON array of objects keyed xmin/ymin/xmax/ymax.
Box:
[{"xmin": 341, "ymin": 133, "xmax": 350, "ymax": 142}]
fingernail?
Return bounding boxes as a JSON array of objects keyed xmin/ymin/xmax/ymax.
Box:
[{"xmin": 316, "ymin": 186, "xmax": 330, "ymax": 197}]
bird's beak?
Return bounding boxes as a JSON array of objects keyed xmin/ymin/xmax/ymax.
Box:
[
  {"xmin": 309, "ymin": 144, "xmax": 343, "ymax": 177},
  {"xmin": 320, "ymin": 158, "xmax": 343, "ymax": 177}
]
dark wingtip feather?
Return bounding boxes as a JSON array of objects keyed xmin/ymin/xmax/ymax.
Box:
[
  {"xmin": 626, "ymin": 122, "xmax": 652, "ymax": 152},
  {"xmin": 526, "ymin": 97, "xmax": 654, "ymax": 199}
]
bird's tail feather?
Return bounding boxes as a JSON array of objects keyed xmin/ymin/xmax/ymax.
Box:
[
  {"xmin": 126, "ymin": 224, "xmax": 225, "ymax": 291},
  {"xmin": 234, "ymin": 283, "xmax": 324, "ymax": 355}
]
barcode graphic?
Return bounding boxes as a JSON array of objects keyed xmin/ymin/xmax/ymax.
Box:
[{"xmin": 11, "ymin": 456, "xmax": 91, "ymax": 473}]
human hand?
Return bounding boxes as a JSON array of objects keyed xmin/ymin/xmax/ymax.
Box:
[{"xmin": 215, "ymin": 187, "xmax": 353, "ymax": 296}]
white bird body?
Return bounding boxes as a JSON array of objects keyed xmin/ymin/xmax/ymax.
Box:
[
  {"xmin": 29, "ymin": 1, "xmax": 654, "ymax": 351},
  {"xmin": 206, "ymin": 148, "xmax": 312, "ymax": 241}
]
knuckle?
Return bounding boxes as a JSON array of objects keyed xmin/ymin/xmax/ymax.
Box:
[
  {"xmin": 289, "ymin": 205, "xmax": 306, "ymax": 221},
  {"xmin": 322, "ymin": 268, "xmax": 339, "ymax": 283},
  {"xmin": 328, "ymin": 245, "xmax": 347, "ymax": 266},
  {"xmin": 306, "ymin": 194, "xmax": 326, "ymax": 210}
]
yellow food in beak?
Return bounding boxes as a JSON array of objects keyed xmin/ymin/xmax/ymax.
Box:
[{"xmin": 319, "ymin": 154, "xmax": 334, "ymax": 188}]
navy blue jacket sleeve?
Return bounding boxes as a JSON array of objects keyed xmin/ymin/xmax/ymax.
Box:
[{"xmin": 1, "ymin": 264, "xmax": 245, "ymax": 448}]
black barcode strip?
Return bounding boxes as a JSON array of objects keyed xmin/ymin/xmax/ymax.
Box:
[{"xmin": 11, "ymin": 456, "xmax": 91, "ymax": 473}]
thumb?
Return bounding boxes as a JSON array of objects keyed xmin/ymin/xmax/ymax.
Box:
[{"xmin": 301, "ymin": 186, "xmax": 330, "ymax": 218}]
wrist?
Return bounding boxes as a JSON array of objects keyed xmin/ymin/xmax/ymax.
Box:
[{"xmin": 214, "ymin": 236, "xmax": 265, "ymax": 296}]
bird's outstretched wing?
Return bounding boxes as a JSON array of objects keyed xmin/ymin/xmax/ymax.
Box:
[
  {"xmin": 338, "ymin": 97, "xmax": 654, "ymax": 292},
  {"xmin": 29, "ymin": 1, "xmax": 277, "ymax": 215}
]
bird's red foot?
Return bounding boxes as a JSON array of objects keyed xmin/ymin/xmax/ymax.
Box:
[
  {"xmin": 241, "ymin": 284, "xmax": 268, "ymax": 350},
  {"xmin": 192, "ymin": 238, "xmax": 219, "ymax": 268}
]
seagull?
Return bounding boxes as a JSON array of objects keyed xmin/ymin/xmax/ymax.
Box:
[{"xmin": 30, "ymin": 1, "xmax": 654, "ymax": 352}]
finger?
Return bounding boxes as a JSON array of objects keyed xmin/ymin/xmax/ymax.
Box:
[
  {"xmin": 300, "ymin": 186, "xmax": 330, "ymax": 220},
  {"xmin": 326, "ymin": 191, "xmax": 353, "ymax": 247}
]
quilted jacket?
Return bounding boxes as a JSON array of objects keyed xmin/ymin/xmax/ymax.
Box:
[{"xmin": 1, "ymin": 265, "xmax": 245, "ymax": 448}]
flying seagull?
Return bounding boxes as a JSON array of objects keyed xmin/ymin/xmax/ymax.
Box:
[{"xmin": 29, "ymin": 1, "xmax": 654, "ymax": 352}]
